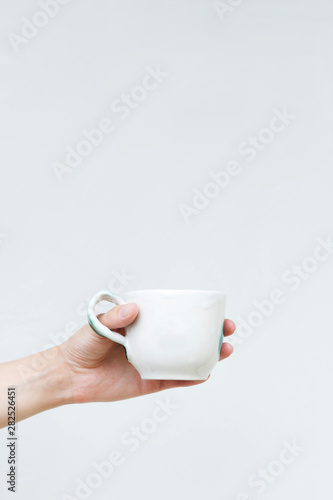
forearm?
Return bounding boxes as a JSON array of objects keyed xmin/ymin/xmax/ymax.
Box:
[{"xmin": 0, "ymin": 347, "xmax": 73, "ymax": 429}]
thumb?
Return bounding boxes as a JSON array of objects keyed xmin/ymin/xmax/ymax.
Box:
[{"xmin": 99, "ymin": 303, "xmax": 139, "ymax": 330}]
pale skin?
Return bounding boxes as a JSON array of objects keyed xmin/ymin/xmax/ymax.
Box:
[{"xmin": 0, "ymin": 303, "xmax": 235, "ymax": 429}]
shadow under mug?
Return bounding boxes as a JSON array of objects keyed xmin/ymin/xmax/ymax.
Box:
[{"xmin": 87, "ymin": 289, "xmax": 226, "ymax": 380}]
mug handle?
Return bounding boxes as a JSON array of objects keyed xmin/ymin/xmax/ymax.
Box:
[{"xmin": 87, "ymin": 290, "xmax": 127, "ymax": 347}]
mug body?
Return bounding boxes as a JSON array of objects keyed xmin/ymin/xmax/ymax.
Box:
[{"xmin": 123, "ymin": 290, "xmax": 226, "ymax": 380}]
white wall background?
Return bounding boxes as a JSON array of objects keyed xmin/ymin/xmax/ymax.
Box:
[{"xmin": 0, "ymin": 0, "xmax": 332, "ymax": 498}]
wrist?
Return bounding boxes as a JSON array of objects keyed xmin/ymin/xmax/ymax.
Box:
[
  {"xmin": 0, "ymin": 345, "xmax": 75, "ymax": 428},
  {"xmin": 16, "ymin": 346, "xmax": 75, "ymax": 420},
  {"xmin": 45, "ymin": 345, "xmax": 75, "ymax": 407}
]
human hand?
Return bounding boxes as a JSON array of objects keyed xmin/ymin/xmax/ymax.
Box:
[
  {"xmin": 59, "ymin": 303, "xmax": 236, "ymax": 404},
  {"xmin": 0, "ymin": 302, "xmax": 235, "ymax": 428}
]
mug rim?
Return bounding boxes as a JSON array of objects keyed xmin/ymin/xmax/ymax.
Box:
[{"xmin": 124, "ymin": 289, "xmax": 226, "ymax": 297}]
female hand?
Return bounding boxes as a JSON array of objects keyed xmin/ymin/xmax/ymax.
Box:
[
  {"xmin": 59, "ymin": 302, "xmax": 235, "ymax": 404},
  {"xmin": 0, "ymin": 302, "xmax": 235, "ymax": 428}
]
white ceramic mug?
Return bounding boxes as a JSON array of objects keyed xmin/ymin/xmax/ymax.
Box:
[{"xmin": 87, "ymin": 290, "xmax": 226, "ymax": 380}]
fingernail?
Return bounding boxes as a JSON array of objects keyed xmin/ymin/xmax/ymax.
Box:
[{"xmin": 119, "ymin": 303, "xmax": 134, "ymax": 319}]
